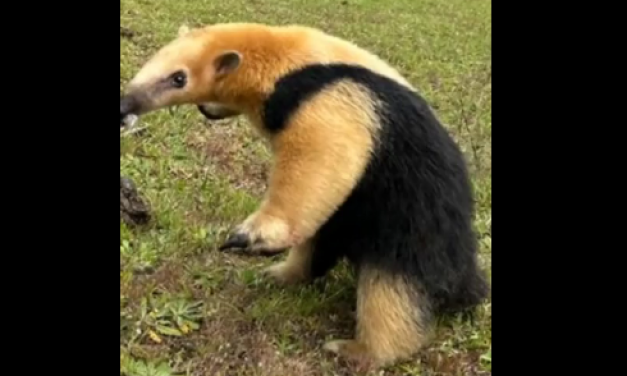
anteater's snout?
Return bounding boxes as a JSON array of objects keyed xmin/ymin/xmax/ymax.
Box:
[
  {"xmin": 120, "ymin": 96, "xmax": 137, "ymax": 119},
  {"xmin": 120, "ymin": 95, "xmax": 141, "ymax": 128}
]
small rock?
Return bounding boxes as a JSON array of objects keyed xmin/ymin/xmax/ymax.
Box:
[{"xmin": 120, "ymin": 176, "xmax": 151, "ymax": 226}]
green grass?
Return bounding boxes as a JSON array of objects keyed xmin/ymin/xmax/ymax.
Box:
[{"xmin": 120, "ymin": 0, "xmax": 491, "ymax": 375}]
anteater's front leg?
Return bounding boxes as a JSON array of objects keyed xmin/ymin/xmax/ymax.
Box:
[{"xmin": 218, "ymin": 82, "xmax": 376, "ymax": 258}]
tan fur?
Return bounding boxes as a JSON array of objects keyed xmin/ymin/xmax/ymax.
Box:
[
  {"xmin": 324, "ymin": 267, "xmax": 431, "ymax": 366},
  {"xmin": 240, "ymin": 81, "xmax": 378, "ymax": 253}
]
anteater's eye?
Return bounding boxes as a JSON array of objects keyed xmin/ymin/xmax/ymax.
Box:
[{"xmin": 170, "ymin": 71, "xmax": 187, "ymax": 88}]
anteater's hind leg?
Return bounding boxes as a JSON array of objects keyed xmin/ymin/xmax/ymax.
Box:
[
  {"xmin": 263, "ymin": 237, "xmax": 345, "ymax": 285},
  {"xmin": 323, "ymin": 266, "xmax": 432, "ymax": 366},
  {"xmin": 263, "ymin": 240, "xmax": 315, "ymax": 285}
]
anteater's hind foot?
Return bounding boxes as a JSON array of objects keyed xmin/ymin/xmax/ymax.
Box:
[{"xmin": 262, "ymin": 240, "xmax": 314, "ymax": 285}]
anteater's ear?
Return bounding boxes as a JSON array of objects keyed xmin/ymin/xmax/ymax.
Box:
[
  {"xmin": 214, "ymin": 50, "xmax": 243, "ymax": 76},
  {"xmin": 178, "ymin": 24, "xmax": 190, "ymax": 37}
]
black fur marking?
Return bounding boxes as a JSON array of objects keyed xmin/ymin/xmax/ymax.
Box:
[{"xmin": 263, "ymin": 63, "xmax": 489, "ymax": 314}]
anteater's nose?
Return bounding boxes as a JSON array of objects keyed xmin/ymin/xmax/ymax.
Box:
[{"xmin": 120, "ymin": 95, "xmax": 138, "ymax": 123}]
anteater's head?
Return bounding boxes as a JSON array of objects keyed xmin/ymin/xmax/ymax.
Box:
[{"xmin": 120, "ymin": 24, "xmax": 250, "ymax": 127}]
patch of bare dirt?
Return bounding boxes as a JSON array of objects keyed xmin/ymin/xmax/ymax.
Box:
[
  {"xmin": 122, "ymin": 261, "xmax": 188, "ymax": 305},
  {"xmin": 186, "ymin": 119, "xmax": 270, "ymax": 196},
  {"xmin": 421, "ymin": 348, "xmax": 490, "ymax": 376},
  {"xmin": 190, "ymin": 318, "xmax": 321, "ymax": 376}
]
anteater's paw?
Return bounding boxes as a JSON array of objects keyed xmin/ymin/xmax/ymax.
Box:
[
  {"xmin": 219, "ymin": 212, "xmax": 291, "ymax": 255},
  {"xmin": 262, "ymin": 261, "xmax": 308, "ymax": 285}
]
